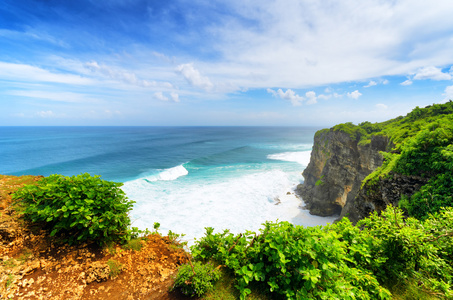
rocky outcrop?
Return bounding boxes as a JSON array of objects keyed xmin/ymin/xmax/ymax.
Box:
[
  {"xmin": 344, "ymin": 173, "xmax": 428, "ymax": 222},
  {"xmin": 297, "ymin": 129, "xmax": 389, "ymax": 218}
]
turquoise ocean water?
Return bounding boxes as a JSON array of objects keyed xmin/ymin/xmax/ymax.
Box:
[{"xmin": 0, "ymin": 126, "xmax": 337, "ymax": 242}]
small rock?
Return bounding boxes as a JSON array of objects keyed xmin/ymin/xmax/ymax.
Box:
[{"xmin": 85, "ymin": 261, "xmax": 110, "ymax": 284}]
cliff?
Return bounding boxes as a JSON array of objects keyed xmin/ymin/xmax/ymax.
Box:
[
  {"xmin": 297, "ymin": 101, "xmax": 453, "ymax": 223},
  {"xmin": 296, "ymin": 129, "xmax": 389, "ymax": 221}
]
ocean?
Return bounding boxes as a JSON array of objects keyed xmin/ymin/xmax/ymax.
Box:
[{"xmin": 0, "ymin": 126, "xmax": 337, "ymax": 243}]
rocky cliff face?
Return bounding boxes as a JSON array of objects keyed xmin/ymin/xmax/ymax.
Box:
[
  {"xmin": 296, "ymin": 129, "xmax": 389, "ymax": 220},
  {"xmin": 345, "ymin": 173, "xmax": 429, "ymax": 222}
]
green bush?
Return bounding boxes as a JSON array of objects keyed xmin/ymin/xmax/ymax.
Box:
[
  {"xmin": 12, "ymin": 173, "xmax": 135, "ymax": 246},
  {"xmin": 192, "ymin": 222, "xmax": 390, "ymax": 300},
  {"xmin": 172, "ymin": 261, "xmax": 221, "ymax": 297},
  {"xmin": 189, "ymin": 206, "xmax": 453, "ymax": 299},
  {"xmin": 403, "ymin": 174, "xmax": 453, "ymax": 220}
]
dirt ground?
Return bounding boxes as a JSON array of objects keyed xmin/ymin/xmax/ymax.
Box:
[{"xmin": 0, "ymin": 175, "xmax": 190, "ymax": 300}]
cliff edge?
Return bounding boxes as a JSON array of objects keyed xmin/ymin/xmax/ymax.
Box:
[
  {"xmin": 297, "ymin": 101, "xmax": 453, "ymax": 223},
  {"xmin": 296, "ymin": 128, "xmax": 389, "ymax": 221}
]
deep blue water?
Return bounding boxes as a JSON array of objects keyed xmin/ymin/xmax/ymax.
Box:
[{"xmin": 0, "ymin": 126, "xmax": 337, "ymax": 241}]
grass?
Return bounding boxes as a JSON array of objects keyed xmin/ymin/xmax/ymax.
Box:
[
  {"xmin": 5, "ymin": 274, "xmax": 15, "ymax": 289},
  {"xmin": 202, "ymin": 269, "xmax": 272, "ymax": 300},
  {"xmin": 122, "ymin": 238, "xmax": 143, "ymax": 251},
  {"xmin": 106, "ymin": 259, "xmax": 123, "ymax": 278},
  {"xmin": 1, "ymin": 259, "xmax": 17, "ymax": 269},
  {"xmin": 201, "ymin": 269, "xmax": 445, "ymax": 300},
  {"xmin": 390, "ymin": 279, "xmax": 443, "ymax": 300}
]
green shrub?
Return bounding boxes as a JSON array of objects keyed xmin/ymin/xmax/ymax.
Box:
[
  {"xmin": 172, "ymin": 261, "xmax": 221, "ymax": 297},
  {"xmin": 404, "ymin": 174, "xmax": 453, "ymax": 220},
  {"xmin": 357, "ymin": 206, "xmax": 453, "ymax": 296},
  {"xmin": 333, "ymin": 122, "xmax": 367, "ymax": 141},
  {"xmin": 192, "ymin": 222, "xmax": 390, "ymax": 300},
  {"xmin": 190, "ymin": 206, "xmax": 453, "ymax": 299},
  {"xmin": 12, "ymin": 173, "xmax": 135, "ymax": 246},
  {"xmin": 107, "ymin": 259, "xmax": 123, "ymax": 278}
]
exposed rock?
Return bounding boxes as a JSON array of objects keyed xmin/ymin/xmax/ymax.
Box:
[
  {"xmin": 84, "ymin": 261, "xmax": 110, "ymax": 284},
  {"xmin": 344, "ymin": 172, "xmax": 428, "ymax": 222},
  {"xmin": 297, "ymin": 129, "xmax": 389, "ymax": 218},
  {"xmin": 0, "ymin": 221, "xmax": 21, "ymax": 244}
]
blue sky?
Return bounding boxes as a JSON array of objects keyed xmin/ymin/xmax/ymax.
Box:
[{"xmin": 1, "ymin": 0, "xmax": 453, "ymax": 126}]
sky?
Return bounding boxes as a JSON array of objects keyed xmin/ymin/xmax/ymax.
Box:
[{"xmin": 1, "ymin": 0, "xmax": 453, "ymax": 126}]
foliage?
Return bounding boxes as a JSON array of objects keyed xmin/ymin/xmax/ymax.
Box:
[
  {"xmin": 202, "ymin": 269, "xmax": 271, "ymax": 300},
  {"xmin": 328, "ymin": 101, "xmax": 453, "ymax": 219},
  {"xmin": 332, "ymin": 122, "xmax": 367, "ymax": 141},
  {"xmin": 167, "ymin": 229, "xmax": 188, "ymax": 248},
  {"xmin": 362, "ymin": 152, "xmax": 399, "ymax": 188},
  {"xmin": 393, "ymin": 120, "xmax": 453, "ymax": 177},
  {"xmin": 189, "ymin": 206, "xmax": 453, "ymax": 299},
  {"xmin": 12, "ymin": 173, "xmax": 135, "ymax": 246},
  {"xmin": 107, "ymin": 259, "xmax": 123, "ymax": 278},
  {"xmin": 122, "ymin": 238, "xmax": 144, "ymax": 251},
  {"xmin": 153, "ymin": 222, "xmax": 161, "ymax": 233},
  {"xmin": 358, "ymin": 207, "xmax": 453, "ymax": 288},
  {"xmin": 5, "ymin": 274, "xmax": 14, "ymax": 289},
  {"xmin": 315, "ymin": 175, "xmax": 324, "ymax": 186},
  {"xmin": 172, "ymin": 261, "xmax": 221, "ymax": 297},
  {"xmin": 402, "ymin": 174, "xmax": 453, "ymax": 220},
  {"xmin": 192, "ymin": 224, "xmax": 389, "ymax": 299}
]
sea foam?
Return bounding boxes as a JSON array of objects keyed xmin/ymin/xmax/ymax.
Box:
[
  {"xmin": 267, "ymin": 151, "xmax": 311, "ymax": 166},
  {"xmin": 123, "ymin": 162, "xmax": 336, "ymax": 245},
  {"xmin": 143, "ymin": 165, "xmax": 188, "ymax": 182}
]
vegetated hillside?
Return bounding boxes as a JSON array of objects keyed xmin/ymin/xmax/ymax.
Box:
[
  {"xmin": 298, "ymin": 100, "xmax": 453, "ymax": 222},
  {"xmin": 0, "ymin": 175, "xmax": 188, "ymax": 300}
]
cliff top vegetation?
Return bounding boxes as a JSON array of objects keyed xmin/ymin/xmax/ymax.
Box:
[{"xmin": 328, "ymin": 101, "xmax": 453, "ymax": 220}]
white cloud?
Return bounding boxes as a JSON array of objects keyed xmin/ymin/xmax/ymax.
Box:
[
  {"xmin": 85, "ymin": 61, "xmax": 173, "ymax": 88},
  {"xmin": 364, "ymin": 80, "xmax": 377, "ymax": 88},
  {"xmin": 154, "ymin": 92, "xmax": 169, "ymax": 101},
  {"xmin": 0, "ymin": 28, "xmax": 69, "ymax": 48},
  {"xmin": 267, "ymin": 88, "xmax": 304, "ymax": 106},
  {"xmin": 318, "ymin": 94, "xmax": 332, "ymax": 100},
  {"xmin": 400, "ymin": 79, "xmax": 413, "ymax": 86},
  {"xmin": 376, "ymin": 103, "xmax": 388, "ymax": 110},
  {"xmin": 35, "ymin": 110, "xmax": 56, "ymax": 118},
  {"xmin": 444, "ymin": 85, "xmax": 453, "ymax": 102},
  {"xmin": 347, "ymin": 90, "xmax": 362, "ymax": 100},
  {"xmin": 382, "ymin": 79, "xmax": 389, "ymax": 85},
  {"xmin": 207, "ymin": 1, "xmax": 453, "ymax": 89},
  {"xmin": 413, "ymin": 66, "xmax": 452, "ymax": 81},
  {"xmin": 305, "ymin": 91, "xmax": 317, "ymax": 105},
  {"xmin": 152, "ymin": 51, "xmax": 175, "ymax": 63},
  {"xmin": 154, "ymin": 91, "xmax": 180, "ymax": 102},
  {"xmin": 176, "ymin": 63, "xmax": 214, "ymax": 91},
  {"xmin": 8, "ymin": 90, "xmax": 99, "ymax": 103},
  {"xmin": 170, "ymin": 92, "xmax": 180, "ymax": 102},
  {"xmin": 0, "ymin": 61, "xmax": 92, "ymax": 85}
]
